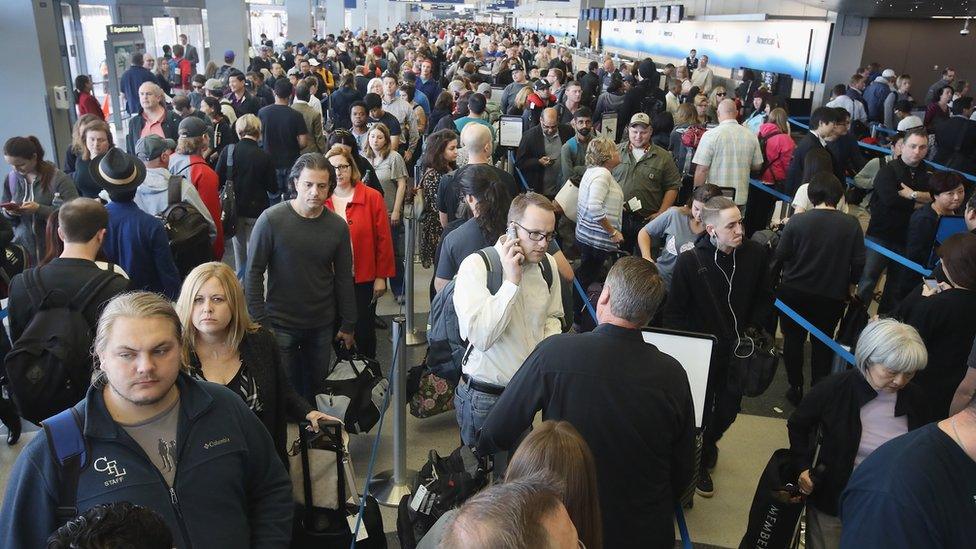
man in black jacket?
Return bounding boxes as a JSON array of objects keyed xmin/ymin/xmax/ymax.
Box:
[
  {"xmin": 579, "ymin": 61, "xmax": 601, "ymax": 110},
  {"xmin": 515, "ymin": 108, "xmax": 573, "ymax": 198},
  {"xmin": 225, "ymin": 70, "xmax": 262, "ymax": 117},
  {"xmin": 858, "ymin": 129, "xmax": 933, "ymax": 313},
  {"xmin": 125, "ymin": 82, "xmax": 181, "ymax": 154},
  {"xmin": 933, "ymin": 97, "xmax": 976, "ymax": 175},
  {"xmin": 665, "ymin": 196, "xmax": 774, "ymax": 498},
  {"xmin": 783, "ymin": 107, "xmax": 844, "ymax": 198},
  {"xmin": 615, "ymin": 58, "xmax": 665, "ymax": 143},
  {"xmin": 479, "ymin": 258, "xmax": 695, "ymax": 549}
]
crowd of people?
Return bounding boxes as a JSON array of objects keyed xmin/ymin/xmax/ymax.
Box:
[{"xmin": 0, "ymin": 18, "xmax": 975, "ymax": 549}]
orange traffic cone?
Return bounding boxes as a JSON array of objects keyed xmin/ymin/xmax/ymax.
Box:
[{"xmin": 101, "ymin": 95, "xmax": 110, "ymax": 119}]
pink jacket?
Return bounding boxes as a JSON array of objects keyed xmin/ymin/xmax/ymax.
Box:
[{"xmin": 758, "ymin": 122, "xmax": 795, "ymax": 184}]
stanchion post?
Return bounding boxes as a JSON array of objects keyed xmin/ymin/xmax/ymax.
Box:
[
  {"xmin": 369, "ymin": 316, "xmax": 417, "ymax": 507},
  {"xmin": 402, "ymin": 183, "xmax": 426, "ymax": 346}
]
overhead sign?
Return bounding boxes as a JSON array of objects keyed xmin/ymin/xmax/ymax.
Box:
[{"xmin": 107, "ymin": 24, "xmax": 141, "ymax": 35}]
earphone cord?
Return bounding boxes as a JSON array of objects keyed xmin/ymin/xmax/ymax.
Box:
[{"xmin": 714, "ymin": 247, "xmax": 754, "ymax": 359}]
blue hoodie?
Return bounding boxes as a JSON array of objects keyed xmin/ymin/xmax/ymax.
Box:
[{"xmin": 0, "ymin": 374, "xmax": 293, "ymax": 549}]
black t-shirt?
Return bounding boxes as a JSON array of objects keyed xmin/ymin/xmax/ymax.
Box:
[
  {"xmin": 435, "ymin": 218, "xmax": 486, "ymax": 281},
  {"xmin": 258, "ymin": 104, "xmax": 308, "ymax": 168},
  {"xmin": 840, "ymin": 423, "xmax": 976, "ymax": 547},
  {"xmin": 369, "ymin": 111, "xmax": 401, "ymax": 137}
]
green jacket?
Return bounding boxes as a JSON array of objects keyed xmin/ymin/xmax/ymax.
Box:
[{"xmin": 611, "ymin": 142, "xmax": 682, "ymax": 217}]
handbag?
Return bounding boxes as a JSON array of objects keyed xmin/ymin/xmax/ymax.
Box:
[
  {"xmin": 288, "ymin": 419, "xmax": 387, "ymax": 549},
  {"xmin": 738, "ymin": 449, "xmax": 806, "ymax": 549},
  {"xmin": 220, "ymin": 144, "xmax": 238, "ymax": 237},
  {"xmin": 692, "ymin": 249, "xmax": 780, "ymax": 398},
  {"xmin": 316, "ymin": 345, "xmax": 389, "ymax": 434},
  {"xmin": 835, "ymin": 295, "xmax": 869, "ymax": 349},
  {"xmin": 409, "ymin": 369, "xmax": 455, "ymax": 419}
]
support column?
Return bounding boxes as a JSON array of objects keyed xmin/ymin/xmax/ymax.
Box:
[
  {"xmin": 819, "ymin": 13, "xmax": 870, "ymax": 105},
  {"xmin": 366, "ymin": 0, "xmax": 385, "ymax": 34},
  {"xmin": 0, "ymin": 0, "xmax": 73, "ymax": 174},
  {"xmin": 325, "ymin": 0, "xmax": 344, "ymax": 37},
  {"xmin": 350, "ymin": 0, "xmax": 367, "ymax": 34},
  {"xmin": 578, "ymin": 0, "xmax": 604, "ymax": 49},
  {"xmin": 286, "ymin": 0, "xmax": 313, "ymax": 43},
  {"xmin": 205, "ymin": 0, "xmax": 249, "ymax": 73}
]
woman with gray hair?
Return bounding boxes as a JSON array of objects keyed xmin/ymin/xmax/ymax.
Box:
[
  {"xmin": 575, "ymin": 137, "xmax": 624, "ymax": 298},
  {"xmin": 787, "ymin": 318, "xmax": 931, "ymax": 549}
]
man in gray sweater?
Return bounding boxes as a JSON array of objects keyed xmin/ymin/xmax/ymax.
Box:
[{"xmin": 245, "ymin": 153, "xmax": 357, "ymax": 402}]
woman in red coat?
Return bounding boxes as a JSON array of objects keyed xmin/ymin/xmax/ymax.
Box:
[
  {"xmin": 74, "ymin": 75, "xmax": 104, "ymax": 120},
  {"xmin": 743, "ymin": 107, "xmax": 795, "ymax": 237},
  {"xmin": 324, "ymin": 146, "xmax": 395, "ymax": 359}
]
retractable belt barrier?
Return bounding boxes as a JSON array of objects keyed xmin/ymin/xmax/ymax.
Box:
[
  {"xmin": 509, "ymin": 153, "xmax": 693, "ymax": 545},
  {"xmin": 788, "ymin": 117, "xmax": 976, "ymax": 183}
]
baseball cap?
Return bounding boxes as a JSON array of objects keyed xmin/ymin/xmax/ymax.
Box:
[
  {"xmin": 533, "ymin": 79, "xmax": 550, "ymax": 91},
  {"xmin": 629, "ymin": 113, "xmax": 651, "ymax": 127},
  {"xmin": 178, "ymin": 116, "xmax": 209, "ymax": 138},
  {"xmin": 287, "ymin": 67, "xmax": 301, "ymax": 76},
  {"xmin": 477, "ymin": 82, "xmax": 492, "ymax": 94},
  {"xmin": 204, "ymin": 78, "xmax": 224, "ymax": 92},
  {"xmin": 881, "ymin": 68, "xmax": 897, "ymax": 78},
  {"xmin": 134, "ymin": 135, "xmax": 176, "ymax": 162},
  {"xmin": 309, "ymin": 58, "xmax": 320, "ymax": 67},
  {"xmin": 224, "ymin": 49, "xmax": 235, "ymax": 60},
  {"xmin": 284, "ymin": 41, "xmax": 293, "ymax": 48},
  {"xmin": 897, "ymin": 115, "xmax": 923, "ymax": 132}
]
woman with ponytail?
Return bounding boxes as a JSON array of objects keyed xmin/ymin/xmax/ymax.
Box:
[
  {"xmin": 3, "ymin": 136, "xmax": 79, "ymax": 262},
  {"xmin": 74, "ymin": 74, "xmax": 104, "ymax": 120}
]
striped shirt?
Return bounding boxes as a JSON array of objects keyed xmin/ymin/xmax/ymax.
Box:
[
  {"xmin": 692, "ymin": 119, "xmax": 763, "ymax": 206},
  {"xmin": 576, "ymin": 166, "xmax": 624, "ymax": 251}
]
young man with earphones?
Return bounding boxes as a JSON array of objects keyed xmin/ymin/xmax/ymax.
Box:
[{"xmin": 664, "ymin": 196, "xmax": 775, "ymax": 498}]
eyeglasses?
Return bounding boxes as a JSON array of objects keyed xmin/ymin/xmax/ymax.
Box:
[
  {"xmin": 716, "ymin": 92, "xmax": 726, "ymax": 97},
  {"xmin": 332, "ymin": 164, "xmax": 352, "ymax": 171},
  {"xmin": 513, "ymin": 221, "xmax": 556, "ymax": 242}
]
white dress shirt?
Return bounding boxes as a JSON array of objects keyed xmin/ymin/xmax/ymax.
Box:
[{"xmin": 453, "ymin": 241, "xmax": 563, "ymax": 387}]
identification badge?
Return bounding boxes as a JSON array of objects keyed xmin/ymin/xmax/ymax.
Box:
[
  {"xmin": 346, "ymin": 514, "xmax": 369, "ymax": 542},
  {"xmin": 409, "ymin": 484, "xmax": 430, "ymax": 512},
  {"xmin": 627, "ymin": 197, "xmax": 642, "ymax": 211},
  {"xmin": 174, "ymin": 68, "xmax": 181, "ymax": 75}
]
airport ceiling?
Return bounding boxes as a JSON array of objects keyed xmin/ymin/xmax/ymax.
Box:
[{"xmin": 802, "ymin": 0, "xmax": 975, "ymax": 18}]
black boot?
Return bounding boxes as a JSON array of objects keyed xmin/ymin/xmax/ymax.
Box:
[{"xmin": 0, "ymin": 398, "xmax": 20, "ymax": 445}]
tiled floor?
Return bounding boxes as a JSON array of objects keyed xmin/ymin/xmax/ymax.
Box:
[{"xmin": 0, "ymin": 259, "xmax": 805, "ymax": 549}]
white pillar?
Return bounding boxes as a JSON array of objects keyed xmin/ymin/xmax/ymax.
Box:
[
  {"xmin": 366, "ymin": 0, "xmax": 385, "ymax": 34},
  {"xmin": 286, "ymin": 0, "xmax": 313, "ymax": 43},
  {"xmin": 205, "ymin": 0, "xmax": 249, "ymax": 72},
  {"xmin": 350, "ymin": 0, "xmax": 367, "ymax": 34},
  {"xmin": 325, "ymin": 0, "xmax": 344, "ymax": 37}
]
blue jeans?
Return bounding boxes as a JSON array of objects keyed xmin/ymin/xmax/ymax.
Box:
[
  {"xmin": 272, "ymin": 324, "xmax": 334, "ymax": 404},
  {"xmin": 272, "ymin": 167, "xmax": 293, "ymax": 204},
  {"xmin": 454, "ymin": 376, "xmax": 501, "ymax": 448}
]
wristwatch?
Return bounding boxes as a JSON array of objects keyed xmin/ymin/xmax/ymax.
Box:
[{"xmin": 911, "ymin": 191, "xmax": 918, "ymax": 200}]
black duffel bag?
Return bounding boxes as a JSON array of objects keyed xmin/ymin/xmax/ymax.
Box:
[{"xmin": 739, "ymin": 448, "xmax": 805, "ymax": 549}]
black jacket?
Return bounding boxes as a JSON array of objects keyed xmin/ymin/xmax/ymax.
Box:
[
  {"xmin": 664, "ymin": 234, "xmax": 774, "ymax": 356},
  {"xmin": 826, "ymin": 134, "xmax": 867, "ymax": 182},
  {"xmin": 215, "ymin": 138, "xmax": 277, "ymax": 219},
  {"xmin": 896, "ymin": 288, "xmax": 976, "ymax": 419},
  {"xmin": 616, "ymin": 78, "xmax": 665, "ymax": 143},
  {"xmin": 226, "ymin": 91, "xmax": 262, "ymax": 117},
  {"xmin": 7, "ymin": 258, "xmax": 130, "ymax": 343},
  {"xmin": 329, "ymin": 86, "xmax": 363, "ymax": 130},
  {"xmin": 478, "ymin": 324, "xmax": 696, "ymax": 549},
  {"xmin": 776, "ymin": 208, "xmax": 866, "ymax": 301},
  {"xmin": 784, "ymin": 133, "xmax": 833, "ymax": 198},
  {"xmin": 866, "ymin": 158, "xmax": 931, "ymax": 245},
  {"xmin": 126, "ymin": 108, "xmax": 181, "ymax": 154},
  {"xmin": 933, "ymin": 115, "xmax": 976, "ymax": 173},
  {"xmin": 189, "ymin": 327, "xmax": 313, "ymax": 466},
  {"xmin": 788, "ymin": 369, "xmax": 931, "ymax": 516},
  {"xmin": 515, "ymin": 123, "xmax": 574, "ymax": 195}
]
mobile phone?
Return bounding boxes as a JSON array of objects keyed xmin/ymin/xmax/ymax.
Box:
[{"xmin": 506, "ymin": 222, "xmax": 519, "ymax": 245}]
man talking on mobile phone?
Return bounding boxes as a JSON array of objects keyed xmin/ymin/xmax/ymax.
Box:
[{"xmin": 451, "ymin": 192, "xmax": 564, "ymax": 466}]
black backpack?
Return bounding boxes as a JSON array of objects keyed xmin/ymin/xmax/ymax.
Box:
[
  {"xmin": 4, "ymin": 267, "xmax": 118, "ymax": 423},
  {"xmin": 639, "ymin": 89, "xmax": 667, "ymax": 119},
  {"xmin": 158, "ymin": 174, "xmax": 213, "ymax": 277},
  {"xmin": 396, "ymin": 446, "xmax": 489, "ymax": 549}
]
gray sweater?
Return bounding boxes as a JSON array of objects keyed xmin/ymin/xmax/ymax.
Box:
[
  {"xmin": 245, "ymin": 201, "xmax": 356, "ymax": 331},
  {"xmin": 2, "ymin": 168, "xmax": 79, "ymax": 262}
]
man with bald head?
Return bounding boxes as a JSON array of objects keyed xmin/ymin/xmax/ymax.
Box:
[
  {"xmin": 126, "ymin": 81, "xmax": 182, "ymax": 153},
  {"xmin": 692, "ymin": 99, "xmax": 763, "ymax": 207},
  {"xmin": 437, "ymin": 123, "xmax": 518, "ymax": 227},
  {"xmin": 516, "ymin": 107, "xmax": 574, "ymax": 198}
]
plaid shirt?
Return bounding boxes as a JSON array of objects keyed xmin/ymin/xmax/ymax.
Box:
[{"xmin": 692, "ymin": 120, "xmax": 763, "ymax": 205}]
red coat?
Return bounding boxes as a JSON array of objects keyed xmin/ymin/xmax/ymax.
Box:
[
  {"xmin": 173, "ymin": 57, "xmax": 192, "ymax": 90},
  {"xmin": 325, "ymin": 183, "xmax": 395, "ymax": 284},
  {"xmin": 76, "ymin": 91, "xmax": 104, "ymax": 120},
  {"xmin": 181, "ymin": 155, "xmax": 224, "ymax": 259}
]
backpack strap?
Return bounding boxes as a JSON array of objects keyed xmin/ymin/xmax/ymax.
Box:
[
  {"xmin": 42, "ymin": 407, "xmax": 87, "ymax": 527},
  {"xmin": 167, "ymin": 175, "xmax": 182, "ymax": 207},
  {"xmin": 22, "ymin": 267, "xmax": 48, "ymax": 311},
  {"xmin": 71, "ymin": 269, "xmax": 121, "ymax": 313}
]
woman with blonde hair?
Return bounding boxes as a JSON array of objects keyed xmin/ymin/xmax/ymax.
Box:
[
  {"xmin": 575, "ymin": 137, "xmax": 624, "ymax": 301},
  {"xmin": 65, "ymin": 113, "xmax": 101, "ymax": 176},
  {"xmin": 693, "ymin": 93, "xmax": 712, "ymax": 125},
  {"xmin": 325, "ymin": 145, "xmax": 394, "ymax": 358},
  {"xmin": 745, "ymin": 106, "xmax": 797, "ymax": 236},
  {"xmin": 707, "ymin": 86, "xmax": 727, "ymax": 121},
  {"xmin": 176, "ymin": 262, "xmax": 335, "ymax": 465}
]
